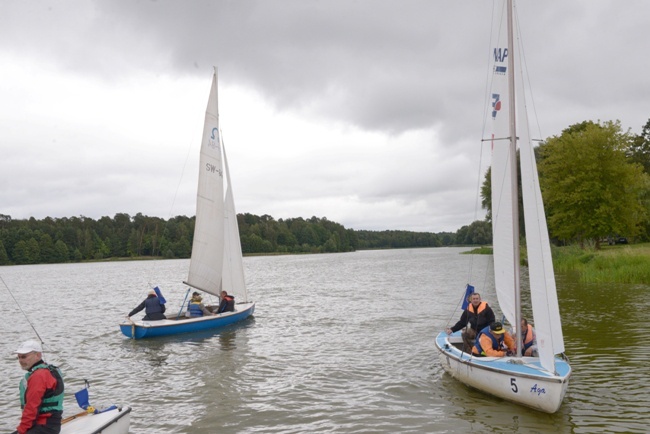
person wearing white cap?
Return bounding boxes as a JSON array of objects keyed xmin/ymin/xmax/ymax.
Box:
[
  {"xmin": 12, "ymin": 340, "xmax": 64, "ymax": 434},
  {"xmin": 127, "ymin": 289, "xmax": 167, "ymax": 321}
]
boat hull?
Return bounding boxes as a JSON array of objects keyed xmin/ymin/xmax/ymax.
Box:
[
  {"xmin": 61, "ymin": 405, "xmax": 131, "ymax": 434},
  {"xmin": 435, "ymin": 331, "xmax": 570, "ymax": 413},
  {"xmin": 119, "ymin": 301, "xmax": 255, "ymax": 339}
]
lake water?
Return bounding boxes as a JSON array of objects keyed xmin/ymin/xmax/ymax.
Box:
[{"xmin": 1, "ymin": 248, "xmax": 648, "ymax": 433}]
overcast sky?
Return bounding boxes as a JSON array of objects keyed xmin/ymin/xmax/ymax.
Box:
[{"xmin": 1, "ymin": 1, "xmax": 649, "ymax": 232}]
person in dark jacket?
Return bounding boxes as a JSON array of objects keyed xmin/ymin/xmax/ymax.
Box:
[
  {"xmin": 446, "ymin": 292, "xmax": 496, "ymax": 352},
  {"xmin": 217, "ymin": 290, "xmax": 235, "ymax": 313},
  {"xmin": 12, "ymin": 340, "xmax": 64, "ymax": 434},
  {"xmin": 127, "ymin": 290, "xmax": 166, "ymax": 320}
]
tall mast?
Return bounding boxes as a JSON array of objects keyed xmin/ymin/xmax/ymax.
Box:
[{"xmin": 507, "ymin": 0, "xmax": 523, "ymax": 356}]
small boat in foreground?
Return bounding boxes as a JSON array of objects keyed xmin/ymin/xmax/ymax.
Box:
[{"xmin": 62, "ymin": 405, "xmax": 131, "ymax": 434}]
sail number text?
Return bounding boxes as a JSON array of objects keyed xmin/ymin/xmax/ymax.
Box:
[
  {"xmin": 510, "ymin": 378, "xmax": 547, "ymax": 396},
  {"xmin": 205, "ymin": 163, "xmax": 223, "ymax": 177}
]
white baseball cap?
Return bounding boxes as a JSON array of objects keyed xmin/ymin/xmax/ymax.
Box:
[{"xmin": 14, "ymin": 340, "xmax": 43, "ymax": 354}]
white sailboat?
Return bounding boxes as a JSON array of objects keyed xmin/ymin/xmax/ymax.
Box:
[
  {"xmin": 434, "ymin": 0, "xmax": 571, "ymax": 413},
  {"xmin": 119, "ymin": 69, "xmax": 255, "ymax": 339}
]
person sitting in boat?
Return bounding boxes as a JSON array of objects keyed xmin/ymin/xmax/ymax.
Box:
[
  {"xmin": 472, "ymin": 321, "xmax": 515, "ymax": 357},
  {"xmin": 12, "ymin": 340, "xmax": 64, "ymax": 434},
  {"xmin": 187, "ymin": 292, "xmax": 215, "ymax": 317},
  {"xmin": 521, "ymin": 318, "xmax": 538, "ymax": 357},
  {"xmin": 217, "ymin": 290, "xmax": 235, "ymax": 313},
  {"xmin": 445, "ymin": 292, "xmax": 495, "ymax": 352},
  {"xmin": 127, "ymin": 289, "xmax": 167, "ymax": 321}
]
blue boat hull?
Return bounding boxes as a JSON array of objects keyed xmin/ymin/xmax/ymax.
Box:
[{"xmin": 120, "ymin": 302, "xmax": 255, "ymax": 339}]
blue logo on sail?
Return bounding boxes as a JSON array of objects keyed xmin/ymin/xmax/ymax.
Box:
[
  {"xmin": 494, "ymin": 66, "xmax": 507, "ymax": 75},
  {"xmin": 208, "ymin": 127, "xmax": 221, "ymax": 151}
]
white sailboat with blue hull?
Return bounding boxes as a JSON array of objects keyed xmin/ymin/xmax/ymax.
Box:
[
  {"xmin": 120, "ymin": 69, "xmax": 255, "ymax": 339},
  {"xmin": 434, "ymin": 0, "xmax": 571, "ymax": 413}
]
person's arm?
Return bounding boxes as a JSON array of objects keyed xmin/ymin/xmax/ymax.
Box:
[
  {"xmin": 217, "ymin": 299, "xmax": 227, "ymax": 314},
  {"xmin": 503, "ymin": 332, "xmax": 516, "ymax": 352},
  {"xmin": 17, "ymin": 370, "xmax": 53, "ymax": 434},
  {"xmin": 200, "ymin": 304, "xmax": 213, "ymax": 315},
  {"xmin": 128, "ymin": 300, "xmax": 146, "ymax": 317},
  {"xmin": 449, "ymin": 310, "xmax": 468, "ymax": 333},
  {"xmin": 486, "ymin": 305, "xmax": 496, "ymax": 325},
  {"xmin": 481, "ymin": 335, "xmax": 506, "ymax": 357}
]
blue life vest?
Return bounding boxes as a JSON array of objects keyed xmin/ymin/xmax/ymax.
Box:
[
  {"xmin": 474, "ymin": 326, "xmax": 504, "ymax": 356},
  {"xmin": 188, "ymin": 301, "xmax": 204, "ymax": 317}
]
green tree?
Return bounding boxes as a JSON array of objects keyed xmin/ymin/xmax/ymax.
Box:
[
  {"xmin": 39, "ymin": 233, "xmax": 56, "ymax": 263},
  {"xmin": 628, "ymin": 118, "xmax": 650, "ymax": 173},
  {"xmin": 539, "ymin": 120, "xmax": 647, "ymax": 247},
  {"xmin": 465, "ymin": 220, "xmax": 492, "ymax": 245},
  {"xmin": 0, "ymin": 240, "xmax": 9, "ymax": 264},
  {"xmin": 12, "ymin": 240, "xmax": 29, "ymax": 264},
  {"xmin": 54, "ymin": 240, "xmax": 69, "ymax": 262}
]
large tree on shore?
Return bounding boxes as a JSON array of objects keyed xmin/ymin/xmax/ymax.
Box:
[
  {"xmin": 628, "ymin": 118, "xmax": 650, "ymax": 174},
  {"xmin": 538, "ymin": 120, "xmax": 647, "ymax": 247}
]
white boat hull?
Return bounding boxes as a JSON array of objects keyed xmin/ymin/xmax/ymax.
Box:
[
  {"xmin": 435, "ymin": 332, "xmax": 570, "ymax": 413},
  {"xmin": 61, "ymin": 405, "xmax": 131, "ymax": 434}
]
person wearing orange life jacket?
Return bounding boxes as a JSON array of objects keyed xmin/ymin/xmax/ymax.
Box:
[
  {"xmin": 472, "ymin": 321, "xmax": 516, "ymax": 357},
  {"xmin": 521, "ymin": 318, "xmax": 538, "ymax": 356},
  {"xmin": 217, "ymin": 290, "xmax": 235, "ymax": 313},
  {"xmin": 446, "ymin": 292, "xmax": 496, "ymax": 352}
]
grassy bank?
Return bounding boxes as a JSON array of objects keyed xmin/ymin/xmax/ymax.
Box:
[
  {"xmin": 466, "ymin": 243, "xmax": 650, "ymax": 284},
  {"xmin": 552, "ymin": 243, "xmax": 650, "ymax": 284}
]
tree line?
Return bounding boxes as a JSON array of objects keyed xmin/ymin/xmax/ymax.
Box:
[
  {"xmin": 6, "ymin": 116, "xmax": 641, "ymax": 265},
  {"xmin": 0, "ymin": 213, "xmax": 488, "ymax": 266},
  {"xmin": 481, "ymin": 118, "xmax": 650, "ymax": 248}
]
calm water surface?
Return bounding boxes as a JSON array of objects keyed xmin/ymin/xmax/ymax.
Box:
[{"xmin": 1, "ymin": 248, "xmax": 648, "ymax": 433}]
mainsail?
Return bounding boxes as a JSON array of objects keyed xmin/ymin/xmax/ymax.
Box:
[
  {"xmin": 491, "ymin": 2, "xmax": 565, "ymax": 373},
  {"xmin": 490, "ymin": 2, "xmax": 517, "ymax": 327},
  {"xmin": 186, "ymin": 71, "xmax": 225, "ymax": 296}
]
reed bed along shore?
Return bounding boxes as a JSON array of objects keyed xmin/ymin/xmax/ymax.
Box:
[
  {"xmin": 552, "ymin": 243, "xmax": 650, "ymax": 284},
  {"xmin": 466, "ymin": 243, "xmax": 650, "ymax": 284}
]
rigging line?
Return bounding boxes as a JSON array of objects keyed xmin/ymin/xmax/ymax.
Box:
[
  {"xmin": 444, "ymin": 290, "xmax": 466, "ymax": 329},
  {"xmin": 480, "ymin": 0, "xmax": 500, "ymax": 139},
  {"xmin": 2, "ymin": 275, "xmax": 100, "ymax": 393},
  {"xmin": 144, "ymin": 136, "xmax": 196, "ymax": 292},
  {"xmin": 513, "ymin": 0, "xmax": 544, "ymax": 142},
  {"xmin": 468, "ymin": 0, "xmax": 500, "ymax": 288},
  {"xmin": 0, "ymin": 274, "xmax": 45, "ymax": 345},
  {"xmin": 168, "ymin": 138, "xmax": 195, "ymax": 220}
]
